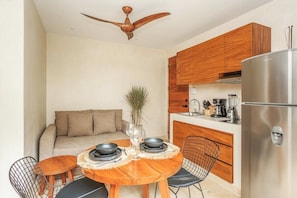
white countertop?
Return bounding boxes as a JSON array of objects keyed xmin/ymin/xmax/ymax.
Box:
[
  {"xmin": 169, "ymin": 112, "xmax": 241, "ymax": 195},
  {"xmin": 170, "ymin": 113, "xmax": 241, "ymax": 137}
]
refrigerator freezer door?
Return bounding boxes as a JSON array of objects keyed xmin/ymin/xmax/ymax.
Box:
[
  {"xmin": 242, "ymin": 104, "xmax": 297, "ymax": 198},
  {"xmin": 242, "ymin": 49, "xmax": 297, "ymax": 105}
]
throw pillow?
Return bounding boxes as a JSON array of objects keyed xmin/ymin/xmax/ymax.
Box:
[
  {"xmin": 55, "ymin": 110, "xmax": 92, "ymax": 136},
  {"xmin": 92, "ymin": 109, "xmax": 122, "ymax": 131},
  {"xmin": 55, "ymin": 111, "xmax": 69, "ymax": 136},
  {"xmin": 68, "ymin": 112, "xmax": 93, "ymax": 137},
  {"xmin": 93, "ymin": 111, "xmax": 116, "ymax": 135}
]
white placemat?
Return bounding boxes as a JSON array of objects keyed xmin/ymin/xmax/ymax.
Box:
[{"xmin": 77, "ymin": 147, "xmax": 132, "ymax": 170}]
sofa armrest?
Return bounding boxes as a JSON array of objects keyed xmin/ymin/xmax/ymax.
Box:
[
  {"xmin": 39, "ymin": 124, "xmax": 56, "ymax": 160},
  {"xmin": 121, "ymin": 120, "xmax": 129, "ymax": 133}
]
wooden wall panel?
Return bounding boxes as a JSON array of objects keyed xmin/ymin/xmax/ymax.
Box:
[{"xmin": 168, "ymin": 56, "xmax": 189, "ymax": 137}]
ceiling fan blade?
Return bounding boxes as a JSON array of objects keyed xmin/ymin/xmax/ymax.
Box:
[
  {"xmin": 133, "ymin": 12, "xmax": 170, "ymax": 30},
  {"xmin": 81, "ymin": 13, "xmax": 123, "ymax": 27},
  {"xmin": 82, "ymin": 7, "xmax": 170, "ymax": 40}
]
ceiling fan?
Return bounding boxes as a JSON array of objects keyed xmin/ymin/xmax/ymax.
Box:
[{"xmin": 81, "ymin": 6, "xmax": 170, "ymax": 40}]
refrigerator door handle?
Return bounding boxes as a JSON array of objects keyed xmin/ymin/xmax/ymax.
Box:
[{"xmin": 271, "ymin": 126, "xmax": 284, "ymax": 146}]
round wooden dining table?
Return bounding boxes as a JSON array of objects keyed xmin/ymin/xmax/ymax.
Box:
[{"xmin": 81, "ymin": 139, "xmax": 183, "ymax": 198}]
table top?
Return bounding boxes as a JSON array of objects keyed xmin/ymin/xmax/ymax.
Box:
[
  {"xmin": 38, "ymin": 155, "xmax": 77, "ymax": 176},
  {"xmin": 81, "ymin": 139, "xmax": 183, "ymax": 186}
]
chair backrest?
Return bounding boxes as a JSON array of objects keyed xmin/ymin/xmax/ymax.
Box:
[
  {"xmin": 8, "ymin": 156, "xmax": 45, "ymax": 198},
  {"xmin": 182, "ymin": 136, "xmax": 220, "ymax": 180}
]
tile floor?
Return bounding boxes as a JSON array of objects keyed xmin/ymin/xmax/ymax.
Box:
[{"xmin": 111, "ymin": 176, "xmax": 240, "ymax": 198}]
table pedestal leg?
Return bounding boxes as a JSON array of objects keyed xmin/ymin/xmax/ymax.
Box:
[
  {"xmin": 61, "ymin": 173, "xmax": 66, "ymax": 184},
  {"xmin": 142, "ymin": 184, "xmax": 149, "ymax": 198},
  {"xmin": 48, "ymin": 175, "xmax": 55, "ymax": 198},
  {"xmin": 39, "ymin": 176, "xmax": 46, "ymax": 195},
  {"xmin": 67, "ymin": 170, "xmax": 74, "ymax": 181},
  {"xmin": 109, "ymin": 184, "xmax": 120, "ymax": 198},
  {"xmin": 158, "ymin": 180, "xmax": 170, "ymax": 198}
]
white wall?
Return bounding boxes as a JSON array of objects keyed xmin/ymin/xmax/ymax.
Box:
[
  {"xmin": 0, "ymin": 1, "xmax": 24, "ymax": 197},
  {"xmin": 167, "ymin": 0, "xmax": 297, "ymax": 116},
  {"xmin": 46, "ymin": 34, "xmax": 168, "ymax": 138},
  {"xmin": 168, "ymin": 0, "xmax": 297, "ymax": 56},
  {"xmin": 24, "ymin": 0, "xmax": 46, "ymax": 159}
]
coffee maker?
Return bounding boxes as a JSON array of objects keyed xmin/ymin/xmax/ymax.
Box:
[
  {"xmin": 212, "ymin": 98, "xmax": 227, "ymax": 117},
  {"xmin": 227, "ymin": 94, "xmax": 239, "ymax": 122}
]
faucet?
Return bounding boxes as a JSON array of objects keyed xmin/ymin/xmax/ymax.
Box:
[{"xmin": 190, "ymin": 99, "xmax": 201, "ymax": 114}]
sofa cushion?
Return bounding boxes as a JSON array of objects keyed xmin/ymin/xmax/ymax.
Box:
[
  {"xmin": 55, "ymin": 110, "xmax": 92, "ymax": 136},
  {"xmin": 92, "ymin": 109, "xmax": 122, "ymax": 131},
  {"xmin": 68, "ymin": 112, "xmax": 93, "ymax": 137},
  {"xmin": 53, "ymin": 132, "xmax": 129, "ymax": 157},
  {"xmin": 93, "ymin": 111, "xmax": 116, "ymax": 135}
]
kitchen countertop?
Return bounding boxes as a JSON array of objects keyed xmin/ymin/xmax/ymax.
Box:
[
  {"xmin": 170, "ymin": 113, "xmax": 241, "ymax": 138},
  {"xmin": 169, "ymin": 112, "xmax": 241, "ymax": 195}
]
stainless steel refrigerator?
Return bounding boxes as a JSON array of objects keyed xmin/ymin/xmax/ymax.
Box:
[{"xmin": 241, "ymin": 49, "xmax": 297, "ymax": 198}]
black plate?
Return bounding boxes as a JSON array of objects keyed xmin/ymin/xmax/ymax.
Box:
[
  {"xmin": 140, "ymin": 142, "xmax": 168, "ymax": 153},
  {"xmin": 89, "ymin": 148, "xmax": 122, "ymax": 161}
]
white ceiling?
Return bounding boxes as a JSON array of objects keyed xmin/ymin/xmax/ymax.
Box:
[{"xmin": 33, "ymin": 0, "xmax": 271, "ymax": 49}]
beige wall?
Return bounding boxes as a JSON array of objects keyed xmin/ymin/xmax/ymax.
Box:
[
  {"xmin": 46, "ymin": 34, "xmax": 168, "ymax": 138},
  {"xmin": 0, "ymin": 0, "xmax": 46, "ymax": 197},
  {"xmin": 24, "ymin": 0, "xmax": 46, "ymax": 158},
  {"xmin": 0, "ymin": 0, "xmax": 24, "ymax": 197}
]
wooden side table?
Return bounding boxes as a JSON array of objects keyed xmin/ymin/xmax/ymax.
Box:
[{"xmin": 38, "ymin": 155, "xmax": 77, "ymax": 198}]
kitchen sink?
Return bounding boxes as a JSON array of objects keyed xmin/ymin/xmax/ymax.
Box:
[
  {"xmin": 215, "ymin": 118, "xmax": 231, "ymax": 122},
  {"xmin": 178, "ymin": 112, "xmax": 240, "ymax": 124},
  {"xmin": 179, "ymin": 112, "xmax": 203, "ymax": 116}
]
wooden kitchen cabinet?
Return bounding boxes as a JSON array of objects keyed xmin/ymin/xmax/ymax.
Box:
[
  {"xmin": 176, "ymin": 35, "xmax": 224, "ymax": 85},
  {"xmin": 224, "ymin": 23, "xmax": 271, "ymax": 73},
  {"xmin": 176, "ymin": 22, "xmax": 271, "ymax": 84},
  {"xmin": 173, "ymin": 121, "xmax": 233, "ymax": 183},
  {"xmin": 168, "ymin": 56, "xmax": 189, "ymax": 137}
]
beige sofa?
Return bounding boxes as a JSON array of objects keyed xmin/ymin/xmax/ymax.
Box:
[{"xmin": 39, "ymin": 109, "xmax": 129, "ymax": 160}]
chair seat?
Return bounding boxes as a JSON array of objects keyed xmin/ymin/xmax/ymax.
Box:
[
  {"xmin": 56, "ymin": 177, "xmax": 108, "ymax": 198},
  {"xmin": 168, "ymin": 168, "xmax": 202, "ymax": 188}
]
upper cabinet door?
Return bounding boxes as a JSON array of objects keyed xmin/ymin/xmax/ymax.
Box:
[
  {"xmin": 176, "ymin": 35, "xmax": 224, "ymax": 85},
  {"xmin": 224, "ymin": 23, "xmax": 271, "ymax": 73}
]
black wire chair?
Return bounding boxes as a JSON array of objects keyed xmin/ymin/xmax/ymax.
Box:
[
  {"xmin": 8, "ymin": 156, "xmax": 108, "ymax": 198},
  {"xmin": 155, "ymin": 136, "xmax": 220, "ymax": 198}
]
